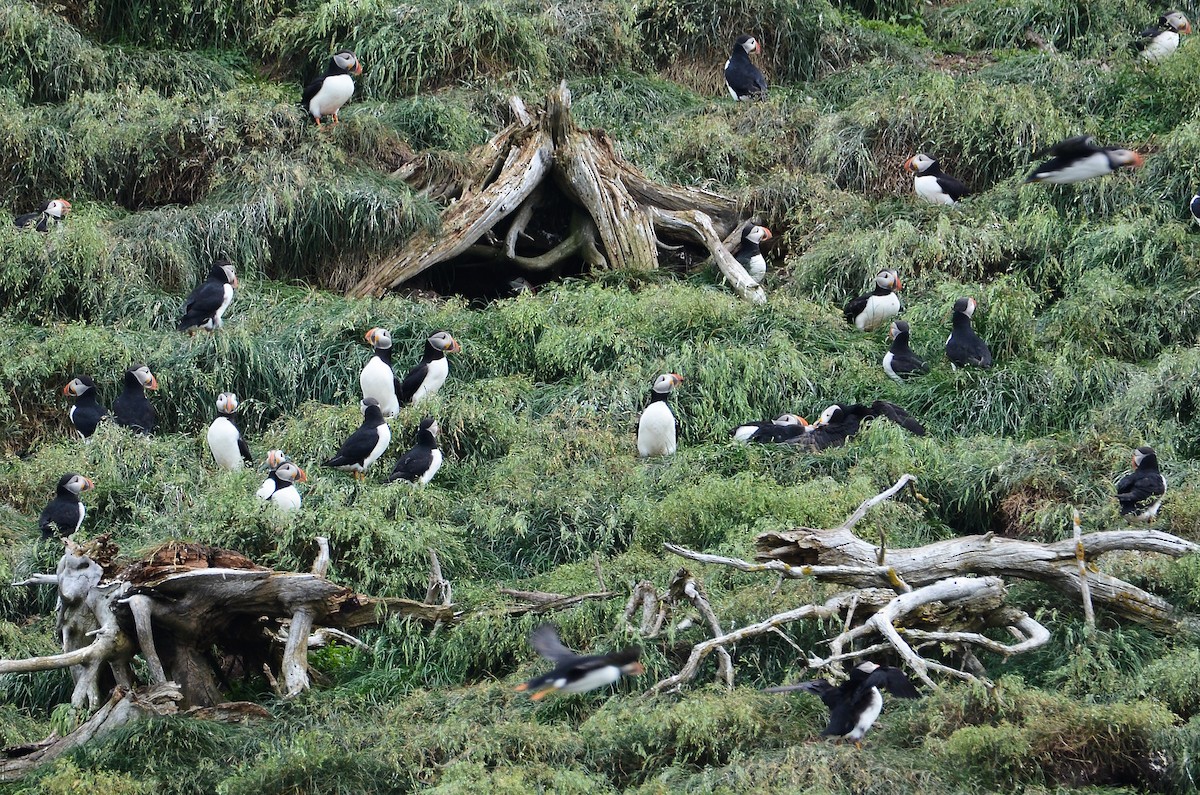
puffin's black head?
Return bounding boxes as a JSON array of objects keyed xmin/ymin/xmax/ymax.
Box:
[
  {"xmin": 733, "ymin": 34, "xmax": 762, "ymax": 55},
  {"xmin": 125, "ymin": 364, "xmax": 159, "ymax": 390},
  {"xmin": 952, "ymin": 296, "xmax": 976, "ymax": 317},
  {"xmin": 1133, "ymin": 446, "xmax": 1159, "ymax": 470},
  {"xmin": 216, "ymin": 392, "xmax": 239, "ymax": 415},
  {"xmin": 428, "ymin": 331, "xmax": 461, "ymax": 353},
  {"xmin": 889, "ymin": 320, "xmax": 910, "ymax": 340},
  {"xmin": 365, "ymin": 326, "xmax": 393, "ymax": 350},
  {"xmin": 651, "ymin": 373, "xmax": 684, "ymax": 394},
  {"xmin": 63, "ymin": 375, "xmax": 97, "ymax": 397},
  {"xmin": 741, "ymin": 223, "xmax": 772, "ymax": 245},
  {"xmin": 275, "ymin": 462, "xmax": 307, "ymax": 484},
  {"xmin": 875, "ymin": 269, "xmax": 901, "ymax": 292},
  {"xmin": 57, "ymin": 472, "xmax": 95, "ymax": 496},
  {"xmin": 332, "ymin": 50, "xmax": 364, "ymax": 76},
  {"xmin": 210, "ymin": 259, "xmax": 238, "ymax": 287},
  {"xmin": 1162, "ymin": 11, "xmax": 1192, "ymax": 34},
  {"xmin": 360, "ymin": 396, "xmax": 385, "ymax": 423},
  {"xmin": 903, "ymin": 153, "xmax": 936, "ymax": 174},
  {"xmin": 608, "ymin": 646, "xmax": 644, "ymax": 675},
  {"xmin": 43, "ymin": 199, "xmax": 71, "ymax": 219},
  {"xmin": 418, "ymin": 416, "xmax": 440, "ymax": 437}
]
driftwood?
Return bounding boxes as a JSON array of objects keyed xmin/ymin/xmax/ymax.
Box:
[{"xmin": 351, "ymin": 82, "xmax": 766, "ymax": 303}]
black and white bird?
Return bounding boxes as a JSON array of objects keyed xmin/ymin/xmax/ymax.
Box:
[
  {"xmin": 255, "ymin": 449, "xmax": 289, "ymax": 496},
  {"xmin": 387, "ymin": 417, "xmax": 443, "ymax": 485},
  {"xmin": 945, "ymin": 297, "xmax": 992, "ymax": 369},
  {"xmin": 360, "ymin": 327, "xmax": 400, "ymax": 418},
  {"xmin": 844, "ymin": 270, "xmax": 902, "ymax": 332},
  {"xmin": 112, "ymin": 364, "xmax": 158, "ymax": 434},
  {"xmin": 882, "ymin": 321, "xmax": 928, "ymax": 382},
  {"xmin": 1116, "ymin": 446, "xmax": 1167, "ymax": 523},
  {"xmin": 14, "ymin": 199, "xmax": 71, "ymax": 232},
  {"xmin": 637, "ymin": 373, "xmax": 684, "ymax": 457},
  {"xmin": 397, "ymin": 331, "xmax": 461, "ymax": 405},
  {"xmin": 724, "ymin": 35, "xmax": 768, "ymax": 101},
  {"xmin": 732, "ymin": 413, "xmax": 810, "ymax": 443},
  {"xmin": 63, "ymin": 376, "xmax": 108, "ymax": 438},
  {"xmin": 38, "ymin": 473, "xmax": 94, "ymax": 538},
  {"xmin": 257, "ymin": 461, "xmax": 306, "ymax": 512},
  {"xmin": 323, "ymin": 398, "xmax": 391, "ymax": 479},
  {"xmin": 179, "ymin": 259, "xmax": 238, "ymax": 332},
  {"xmin": 1188, "ymin": 192, "xmax": 1200, "ymax": 227},
  {"xmin": 515, "ymin": 624, "xmax": 644, "ymax": 700},
  {"xmin": 206, "ymin": 392, "xmax": 253, "ymax": 470},
  {"xmin": 735, "ymin": 224, "xmax": 772, "ymax": 282},
  {"xmin": 1025, "ymin": 135, "xmax": 1143, "ymax": 185},
  {"xmin": 302, "ymin": 50, "xmax": 363, "ymax": 126},
  {"xmin": 765, "ymin": 662, "xmax": 920, "ymax": 747},
  {"xmin": 793, "ymin": 401, "xmax": 924, "ymax": 450},
  {"xmin": 1137, "ymin": 11, "xmax": 1191, "ymax": 62},
  {"xmin": 903, "ymin": 154, "xmax": 968, "ymax": 205}
]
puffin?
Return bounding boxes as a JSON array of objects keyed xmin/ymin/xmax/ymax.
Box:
[
  {"xmin": 1025, "ymin": 135, "xmax": 1143, "ymax": 185},
  {"xmin": 903, "ymin": 154, "xmax": 968, "ymax": 205},
  {"xmin": 1189, "ymin": 192, "xmax": 1200, "ymax": 227},
  {"xmin": 387, "ymin": 417, "xmax": 443, "ymax": 485},
  {"xmin": 765, "ymin": 661, "xmax": 920, "ymax": 747},
  {"xmin": 844, "ymin": 270, "xmax": 902, "ymax": 332},
  {"xmin": 257, "ymin": 461, "xmax": 306, "ymax": 512},
  {"xmin": 323, "ymin": 398, "xmax": 391, "ymax": 479},
  {"xmin": 255, "ymin": 449, "xmax": 290, "ymax": 498},
  {"xmin": 14, "ymin": 199, "xmax": 71, "ymax": 232},
  {"xmin": 360, "ymin": 327, "xmax": 400, "ymax": 418},
  {"xmin": 724, "ymin": 35, "xmax": 768, "ymax": 101},
  {"xmin": 637, "ymin": 373, "xmax": 684, "ymax": 457},
  {"xmin": 302, "ymin": 50, "xmax": 363, "ymax": 126},
  {"xmin": 63, "ymin": 376, "xmax": 108, "ymax": 438},
  {"xmin": 397, "ymin": 331, "xmax": 462, "ymax": 405},
  {"xmin": 732, "ymin": 413, "xmax": 810, "ymax": 443},
  {"xmin": 206, "ymin": 392, "xmax": 253, "ymax": 470},
  {"xmin": 945, "ymin": 297, "xmax": 992, "ymax": 369},
  {"xmin": 793, "ymin": 401, "xmax": 924, "ymax": 450},
  {"xmin": 882, "ymin": 320, "xmax": 929, "ymax": 382},
  {"xmin": 112, "ymin": 364, "xmax": 158, "ymax": 434},
  {"xmin": 38, "ymin": 473, "xmax": 94, "ymax": 538},
  {"xmin": 515, "ymin": 624, "xmax": 644, "ymax": 700},
  {"xmin": 1116, "ymin": 446, "xmax": 1167, "ymax": 523},
  {"xmin": 179, "ymin": 259, "xmax": 238, "ymax": 332},
  {"xmin": 1137, "ymin": 11, "xmax": 1191, "ymax": 62},
  {"xmin": 735, "ymin": 224, "xmax": 772, "ymax": 282}
]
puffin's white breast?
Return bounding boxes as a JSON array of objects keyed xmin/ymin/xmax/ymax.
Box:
[
  {"xmin": 256, "ymin": 477, "xmax": 277, "ymax": 500},
  {"xmin": 419, "ymin": 449, "xmax": 444, "ymax": 485},
  {"xmin": 361, "ymin": 357, "xmax": 400, "ymax": 417},
  {"xmin": 638, "ymin": 401, "xmax": 677, "ymax": 457},
  {"xmin": 413, "ymin": 357, "xmax": 449, "ymax": 403},
  {"xmin": 207, "ymin": 416, "xmax": 244, "ymax": 470},
  {"xmin": 362, "ymin": 424, "xmax": 392, "ymax": 470},
  {"xmin": 214, "ymin": 284, "xmax": 235, "ymax": 326},
  {"xmin": 1142, "ymin": 31, "xmax": 1179, "ymax": 62},
  {"xmin": 856, "ymin": 293, "xmax": 901, "ymax": 332},
  {"xmin": 913, "ymin": 174, "xmax": 954, "ymax": 205},
  {"xmin": 846, "ymin": 687, "xmax": 884, "ymax": 741},
  {"xmin": 560, "ymin": 665, "xmax": 622, "ymax": 693},
  {"xmin": 270, "ymin": 484, "xmax": 302, "ymax": 511},
  {"xmin": 309, "ymin": 74, "xmax": 356, "ymax": 118},
  {"xmin": 1033, "ymin": 152, "xmax": 1112, "ymax": 184}
]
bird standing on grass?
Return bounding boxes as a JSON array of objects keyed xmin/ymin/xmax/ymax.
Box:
[
  {"xmin": 387, "ymin": 417, "xmax": 444, "ymax": 485},
  {"xmin": 516, "ymin": 624, "xmax": 644, "ymax": 700},
  {"xmin": 735, "ymin": 224, "xmax": 772, "ymax": 282},
  {"xmin": 945, "ymin": 297, "xmax": 992, "ymax": 369},
  {"xmin": 1025, "ymin": 136, "xmax": 1143, "ymax": 185},
  {"xmin": 882, "ymin": 320, "xmax": 928, "ymax": 382},
  {"xmin": 63, "ymin": 376, "xmax": 108, "ymax": 438},
  {"xmin": 14, "ymin": 199, "xmax": 71, "ymax": 232},
  {"xmin": 844, "ymin": 270, "xmax": 902, "ymax": 332},
  {"xmin": 361, "ymin": 327, "xmax": 401, "ymax": 417},
  {"xmin": 207, "ymin": 392, "xmax": 253, "ymax": 470},
  {"xmin": 302, "ymin": 50, "xmax": 363, "ymax": 126},
  {"xmin": 324, "ymin": 398, "xmax": 391, "ymax": 480},
  {"xmin": 257, "ymin": 461, "xmax": 306, "ymax": 512},
  {"xmin": 38, "ymin": 473, "xmax": 94, "ymax": 538},
  {"xmin": 637, "ymin": 373, "xmax": 684, "ymax": 457},
  {"xmin": 112, "ymin": 364, "xmax": 159, "ymax": 434},
  {"xmin": 398, "ymin": 331, "xmax": 462, "ymax": 405},
  {"xmin": 179, "ymin": 259, "xmax": 238, "ymax": 332},
  {"xmin": 1116, "ymin": 446, "xmax": 1167, "ymax": 523},
  {"xmin": 724, "ymin": 35, "xmax": 768, "ymax": 101},
  {"xmin": 903, "ymin": 154, "xmax": 968, "ymax": 205},
  {"xmin": 1138, "ymin": 11, "xmax": 1191, "ymax": 62}
]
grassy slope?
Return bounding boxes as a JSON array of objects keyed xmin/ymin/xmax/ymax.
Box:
[{"xmin": 1, "ymin": 0, "xmax": 1200, "ymax": 791}]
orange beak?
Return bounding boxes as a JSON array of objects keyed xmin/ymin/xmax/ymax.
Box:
[
  {"xmin": 354, "ymin": 62, "xmax": 364, "ymax": 76},
  {"xmin": 1182, "ymin": 22, "xmax": 1193, "ymax": 34},
  {"xmin": 1129, "ymin": 152, "xmax": 1145, "ymax": 169},
  {"xmin": 59, "ymin": 199, "xmax": 72, "ymax": 213},
  {"xmin": 902, "ymin": 157, "xmax": 915, "ymax": 173},
  {"xmin": 448, "ymin": 339, "xmax": 462, "ymax": 353},
  {"xmin": 147, "ymin": 375, "xmax": 159, "ymax": 390},
  {"xmin": 62, "ymin": 383, "xmax": 73, "ymax": 396},
  {"xmin": 296, "ymin": 468, "xmax": 308, "ymax": 483},
  {"xmin": 231, "ymin": 276, "xmax": 240, "ymax": 288},
  {"xmin": 754, "ymin": 42, "xmax": 762, "ymax": 55},
  {"xmin": 761, "ymin": 227, "xmax": 773, "ymax": 239},
  {"xmin": 82, "ymin": 477, "xmax": 95, "ymax": 491},
  {"xmin": 893, "ymin": 276, "xmax": 903, "ymax": 290},
  {"xmin": 628, "ymin": 661, "xmax": 646, "ymax": 675},
  {"xmin": 671, "ymin": 373, "xmax": 684, "ymax": 385},
  {"xmin": 364, "ymin": 328, "xmax": 378, "ymax": 344}
]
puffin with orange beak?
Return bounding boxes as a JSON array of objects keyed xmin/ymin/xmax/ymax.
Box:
[
  {"xmin": 736, "ymin": 223, "xmax": 773, "ymax": 282},
  {"xmin": 397, "ymin": 331, "xmax": 461, "ymax": 405},
  {"xmin": 258, "ymin": 461, "xmax": 307, "ymax": 512},
  {"xmin": 1025, "ymin": 135, "xmax": 1143, "ymax": 185},
  {"xmin": 112, "ymin": 364, "xmax": 159, "ymax": 434},
  {"xmin": 361, "ymin": 327, "xmax": 400, "ymax": 417},
  {"xmin": 207, "ymin": 392, "xmax": 253, "ymax": 470},
  {"xmin": 516, "ymin": 624, "xmax": 644, "ymax": 700},
  {"xmin": 39, "ymin": 473, "xmax": 95, "ymax": 538},
  {"xmin": 724, "ymin": 35, "xmax": 768, "ymax": 101},
  {"xmin": 1138, "ymin": 11, "xmax": 1191, "ymax": 62},
  {"xmin": 14, "ymin": 198, "xmax": 71, "ymax": 232},
  {"xmin": 903, "ymin": 154, "xmax": 968, "ymax": 205},
  {"xmin": 179, "ymin": 259, "xmax": 239, "ymax": 331},
  {"xmin": 63, "ymin": 375, "xmax": 108, "ymax": 438},
  {"xmin": 638, "ymin": 373, "xmax": 684, "ymax": 457},
  {"xmin": 732, "ymin": 413, "xmax": 811, "ymax": 443},
  {"xmin": 1116, "ymin": 446, "xmax": 1166, "ymax": 523},
  {"xmin": 882, "ymin": 320, "xmax": 928, "ymax": 382},
  {"xmin": 945, "ymin": 297, "xmax": 992, "ymax": 368},
  {"xmin": 302, "ymin": 50, "xmax": 363, "ymax": 126},
  {"xmin": 844, "ymin": 269, "xmax": 902, "ymax": 332}
]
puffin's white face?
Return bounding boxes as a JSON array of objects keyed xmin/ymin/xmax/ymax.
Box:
[
  {"xmin": 856, "ymin": 661, "xmax": 881, "ymax": 674},
  {"xmin": 774, "ymin": 413, "xmax": 807, "ymax": 427},
  {"xmin": 746, "ymin": 225, "xmax": 772, "ymax": 244},
  {"xmin": 219, "ymin": 263, "xmax": 238, "ymax": 287},
  {"xmin": 365, "ymin": 327, "xmax": 393, "ymax": 349},
  {"xmin": 333, "ymin": 51, "xmax": 363, "ymax": 75},
  {"xmin": 266, "ymin": 449, "xmax": 288, "ymax": 469},
  {"xmin": 131, "ymin": 365, "xmax": 158, "ymax": 390},
  {"xmin": 903, "ymin": 154, "xmax": 935, "ymax": 174},
  {"xmin": 741, "ymin": 36, "xmax": 761, "ymax": 54},
  {"xmin": 652, "ymin": 373, "xmax": 684, "ymax": 393},
  {"xmin": 1165, "ymin": 11, "xmax": 1192, "ymax": 34},
  {"xmin": 954, "ymin": 296, "xmax": 977, "ymax": 318},
  {"xmin": 429, "ymin": 331, "xmax": 461, "ymax": 353},
  {"xmin": 875, "ymin": 270, "xmax": 901, "ymax": 291},
  {"xmin": 64, "ymin": 377, "xmax": 92, "ymax": 397},
  {"xmin": 216, "ymin": 392, "xmax": 239, "ymax": 414},
  {"xmin": 1109, "ymin": 149, "xmax": 1144, "ymax": 169},
  {"xmin": 817, "ymin": 405, "xmax": 840, "ymax": 426},
  {"xmin": 888, "ymin": 321, "xmax": 901, "ymax": 340},
  {"xmin": 64, "ymin": 474, "xmax": 94, "ymax": 495},
  {"xmin": 276, "ymin": 462, "xmax": 307, "ymax": 483},
  {"xmin": 45, "ymin": 199, "xmax": 71, "ymax": 218}
]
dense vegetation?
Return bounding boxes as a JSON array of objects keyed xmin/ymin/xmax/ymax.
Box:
[{"xmin": 2, "ymin": 0, "xmax": 1200, "ymax": 791}]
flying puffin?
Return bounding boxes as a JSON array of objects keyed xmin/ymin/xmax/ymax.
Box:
[
  {"xmin": 179, "ymin": 259, "xmax": 238, "ymax": 332},
  {"xmin": 735, "ymin": 224, "xmax": 772, "ymax": 282},
  {"xmin": 38, "ymin": 473, "xmax": 94, "ymax": 538},
  {"xmin": 638, "ymin": 373, "xmax": 684, "ymax": 457},
  {"xmin": 360, "ymin": 327, "xmax": 400, "ymax": 418},
  {"xmin": 515, "ymin": 624, "xmax": 644, "ymax": 700},
  {"xmin": 765, "ymin": 661, "xmax": 920, "ymax": 747},
  {"xmin": 302, "ymin": 50, "xmax": 363, "ymax": 126},
  {"xmin": 14, "ymin": 199, "xmax": 71, "ymax": 232},
  {"xmin": 207, "ymin": 392, "xmax": 253, "ymax": 470},
  {"xmin": 945, "ymin": 297, "xmax": 992, "ymax": 368},
  {"xmin": 257, "ymin": 461, "xmax": 306, "ymax": 512},
  {"xmin": 732, "ymin": 413, "xmax": 810, "ymax": 443},
  {"xmin": 1025, "ymin": 135, "xmax": 1143, "ymax": 185},
  {"xmin": 1116, "ymin": 446, "xmax": 1167, "ymax": 523},
  {"xmin": 397, "ymin": 331, "xmax": 461, "ymax": 405},
  {"xmin": 882, "ymin": 321, "xmax": 929, "ymax": 382},
  {"xmin": 1138, "ymin": 11, "xmax": 1191, "ymax": 62},
  {"xmin": 386, "ymin": 417, "xmax": 443, "ymax": 485},
  {"xmin": 903, "ymin": 154, "xmax": 968, "ymax": 205},
  {"xmin": 63, "ymin": 376, "xmax": 108, "ymax": 438},
  {"xmin": 724, "ymin": 35, "xmax": 768, "ymax": 101},
  {"xmin": 844, "ymin": 270, "xmax": 902, "ymax": 332},
  {"xmin": 112, "ymin": 364, "xmax": 158, "ymax": 434},
  {"xmin": 323, "ymin": 398, "xmax": 391, "ymax": 479},
  {"xmin": 1189, "ymin": 192, "xmax": 1200, "ymax": 226}
]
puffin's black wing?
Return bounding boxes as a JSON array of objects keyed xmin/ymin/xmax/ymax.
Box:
[
  {"xmin": 14, "ymin": 211, "xmax": 43, "ymax": 230},
  {"xmin": 387, "ymin": 446, "xmax": 426, "ymax": 482},
  {"xmin": 935, "ymin": 173, "xmax": 969, "ymax": 201},
  {"xmin": 751, "ymin": 424, "xmax": 808, "ymax": 443},
  {"xmin": 397, "ymin": 363, "xmax": 429, "ymax": 403},
  {"xmin": 38, "ymin": 501, "xmax": 77, "ymax": 538},
  {"xmin": 1116, "ymin": 471, "xmax": 1165, "ymax": 510},
  {"xmin": 868, "ymin": 400, "xmax": 926, "ymax": 436},
  {"xmin": 529, "ymin": 624, "xmax": 582, "ymax": 664},
  {"xmin": 237, "ymin": 436, "xmax": 253, "ymax": 465},
  {"xmin": 324, "ymin": 424, "xmax": 378, "ymax": 468},
  {"xmin": 1136, "ymin": 25, "xmax": 1165, "ymax": 48},
  {"xmin": 1033, "ymin": 135, "xmax": 1097, "ymax": 159},
  {"xmin": 724, "ymin": 56, "xmax": 768, "ymax": 99},
  {"xmin": 843, "ymin": 293, "xmax": 870, "ymax": 324},
  {"xmin": 861, "ymin": 666, "xmax": 920, "ymax": 698},
  {"xmin": 179, "ymin": 281, "xmax": 225, "ymax": 329},
  {"xmin": 301, "ymin": 74, "xmax": 325, "ymax": 111}
]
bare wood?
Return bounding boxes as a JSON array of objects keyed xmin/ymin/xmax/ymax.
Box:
[
  {"xmin": 669, "ymin": 570, "xmax": 733, "ymax": 688},
  {"xmin": 663, "ymin": 543, "xmax": 910, "ymax": 592},
  {"xmin": 502, "ymin": 590, "xmax": 616, "ymax": 616},
  {"xmin": 648, "ymin": 207, "xmax": 766, "ymax": 303},
  {"xmin": 1073, "ymin": 510, "xmax": 1095, "ymax": 629},
  {"xmin": 837, "ymin": 474, "xmax": 918, "ymax": 532},
  {"xmin": 311, "ymin": 536, "xmax": 331, "ymax": 577},
  {"xmin": 122, "ymin": 594, "xmax": 166, "ymax": 684}
]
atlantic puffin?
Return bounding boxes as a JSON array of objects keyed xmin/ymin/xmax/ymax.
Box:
[
  {"xmin": 112, "ymin": 364, "xmax": 158, "ymax": 434},
  {"xmin": 1025, "ymin": 136, "xmax": 1143, "ymax": 185},
  {"xmin": 38, "ymin": 473, "xmax": 94, "ymax": 538},
  {"xmin": 732, "ymin": 413, "xmax": 810, "ymax": 443},
  {"xmin": 735, "ymin": 224, "xmax": 772, "ymax": 282},
  {"xmin": 63, "ymin": 376, "xmax": 108, "ymax": 438},
  {"xmin": 1188, "ymin": 192, "xmax": 1200, "ymax": 226},
  {"xmin": 793, "ymin": 401, "xmax": 924, "ymax": 449},
  {"xmin": 637, "ymin": 373, "xmax": 684, "ymax": 457},
  {"xmin": 765, "ymin": 661, "xmax": 920, "ymax": 747},
  {"xmin": 257, "ymin": 461, "xmax": 306, "ymax": 512},
  {"xmin": 206, "ymin": 392, "xmax": 253, "ymax": 470},
  {"xmin": 302, "ymin": 50, "xmax": 363, "ymax": 126},
  {"xmin": 397, "ymin": 331, "xmax": 461, "ymax": 405},
  {"xmin": 179, "ymin": 259, "xmax": 238, "ymax": 332},
  {"xmin": 1116, "ymin": 446, "xmax": 1167, "ymax": 523},
  {"xmin": 360, "ymin": 327, "xmax": 400, "ymax": 417},
  {"xmin": 1138, "ymin": 11, "xmax": 1191, "ymax": 62},
  {"xmin": 945, "ymin": 297, "xmax": 992, "ymax": 368},
  {"xmin": 903, "ymin": 154, "xmax": 968, "ymax": 205},
  {"xmin": 14, "ymin": 199, "xmax": 71, "ymax": 232},
  {"xmin": 387, "ymin": 417, "xmax": 443, "ymax": 485},
  {"xmin": 255, "ymin": 449, "xmax": 290, "ymax": 498},
  {"xmin": 724, "ymin": 35, "xmax": 768, "ymax": 101},
  {"xmin": 844, "ymin": 270, "xmax": 902, "ymax": 332},
  {"xmin": 323, "ymin": 398, "xmax": 391, "ymax": 478},
  {"xmin": 882, "ymin": 321, "xmax": 929, "ymax": 382},
  {"xmin": 515, "ymin": 624, "xmax": 644, "ymax": 700}
]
